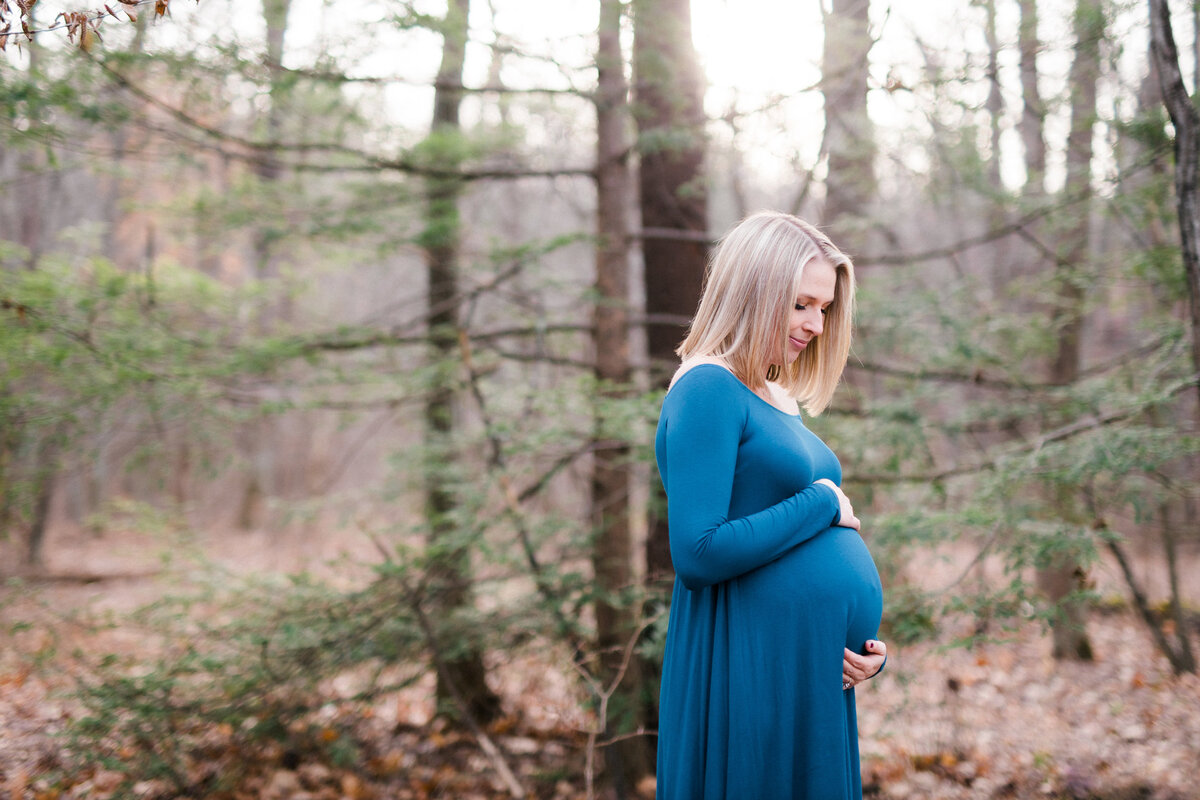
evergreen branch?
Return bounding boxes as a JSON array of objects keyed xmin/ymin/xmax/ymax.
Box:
[
  {"xmin": 846, "ymin": 374, "xmax": 1200, "ymax": 484},
  {"xmin": 456, "ymin": 326, "xmax": 588, "ymax": 652},
  {"xmin": 849, "ymin": 334, "xmax": 1174, "ymax": 391}
]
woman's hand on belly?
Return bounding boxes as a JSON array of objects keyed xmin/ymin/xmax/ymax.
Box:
[
  {"xmin": 815, "ymin": 478, "xmax": 860, "ymax": 531},
  {"xmin": 842, "ymin": 639, "xmax": 887, "ymax": 691}
]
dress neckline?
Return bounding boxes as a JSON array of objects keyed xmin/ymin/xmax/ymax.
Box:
[{"xmin": 674, "ymin": 362, "xmax": 803, "ymax": 419}]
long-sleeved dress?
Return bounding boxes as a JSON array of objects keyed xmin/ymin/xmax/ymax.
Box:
[{"xmin": 654, "ymin": 364, "xmax": 883, "ymax": 800}]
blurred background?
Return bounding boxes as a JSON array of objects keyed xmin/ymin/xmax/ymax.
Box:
[{"xmin": 1, "ymin": 0, "xmax": 1198, "ymax": 798}]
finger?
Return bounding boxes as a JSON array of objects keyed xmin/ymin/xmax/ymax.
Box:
[
  {"xmin": 865, "ymin": 639, "xmax": 887, "ymax": 658},
  {"xmin": 842, "ymin": 652, "xmax": 868, "ymax": 681}
]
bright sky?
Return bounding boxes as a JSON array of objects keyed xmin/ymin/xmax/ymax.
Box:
[{"xmin": 3, "ymin": 0, "xmax": 1173, "ymax": 194}]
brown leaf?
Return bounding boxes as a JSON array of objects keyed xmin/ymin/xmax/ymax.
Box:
[
  {"xmin": 9, "ymin": 768, "xmax": 28, "ymax": 800},
  {"xmin": 155, "ymin": 0, "xmax": 168, "ymax": 17}
]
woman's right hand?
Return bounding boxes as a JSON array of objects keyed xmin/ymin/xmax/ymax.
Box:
[{"xmin": 815, "ymin": 478, "xmax": 860, "ymax": 531}]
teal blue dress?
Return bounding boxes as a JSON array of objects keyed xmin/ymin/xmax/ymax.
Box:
[{"xmin": 654, "ymin": 364, "xmax": 883, "ymax": 800}]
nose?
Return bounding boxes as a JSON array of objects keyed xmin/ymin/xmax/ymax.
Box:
[{"xmin": 802, "ymin": 310, "xmax": 823, "ymax": 337}]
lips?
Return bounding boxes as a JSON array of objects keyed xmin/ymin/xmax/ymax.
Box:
[{"xmin": 789, "ymin": 336, "xmax": 809, "ymax": 350}]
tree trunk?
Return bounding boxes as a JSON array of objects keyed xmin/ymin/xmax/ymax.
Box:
[
  {"xmin": 630, "ymin": 0, "xmax": 708, "ymax": 769},
  {"xmin": 1018, "ymin": 0, "xmax": 1047, "ymax": 199},
  {"xmin": 18, "ymin": 28, "xmax": 44, "ymax": 271},
  {"xmin": 631, "ymin": 0, "xmax": 708, "ymax": 589},
  {"xmin": 983, "ymin": 0, "xmax": 1013, "ymax": 294},
  {"xmin": 25, "ymin": 433, "xmax": 59, "ymax": 569},
  {"xmin": 592, "ymin": 0, "xmax": 651, "ymax": 792},
  {"xmin": 1146, "ymin": 4, "xmax": 1200, "ymax": 670},
  {"xmin": 423, "ymin": 0, "xmax": 503, "ymax": 726},
  {"xmin": 1148, "ymin": 0, "xmax": 1200, "ymax": 415},
  {"xmin": 821, "ymin": 0, "xmax": 876, "ymax": 239},
  {"xmin": 254, "ymin": 0, "xmax": 292, "ymax": 283},
  {"xmin": 1037, "ymin": 0, "xmax": 1106, "ymax": 663}
]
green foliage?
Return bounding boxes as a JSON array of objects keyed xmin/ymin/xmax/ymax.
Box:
[{"xmin": 64, "ymin": 565, "xmax": 431, "ymax": 793}]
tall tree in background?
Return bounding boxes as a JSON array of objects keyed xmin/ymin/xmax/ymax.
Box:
[
  {"xmin": 1018, "ymin": 0, "xmax": 1048, "ymax": 199},
  {"xmin": 237, "ymin": 0, "xmax": 295, "ymax": 530},
  {"xmin": 5, "ymin": 27, "xmax": 65, "ymax": 567},
  {"xmin": 1149, "ymin": 0, "xmax": 1200, "ymax": 413},
  {"xmin": 421, "ymin": 0, "xmax": 503, "ymax": 725},
  {"xmin": 821, "ymin": 0, "xmax": 876, "ymax": 239},
  {"xmin": 1035, "ymin": 0, "xmax": 1106, "ymax": 662},
  {"xmin": 591, "ymin": 0, "xmax": 652, "ymax": 790},
  {"xmin": 255, "ymin": 0, "xmax": 291, "ymax": 283},
  {"xmin": 1143, "ymin": 0, "xmax": 1200, "ymax": 674},
  {"xmin": 631, "ymin": 0, "xmax": 708, "ymax": 587}
]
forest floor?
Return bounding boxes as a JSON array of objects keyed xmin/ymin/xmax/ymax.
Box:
[{"xmin": 1, "ymin": 524, "xmax": 1199, "ymax": 800}]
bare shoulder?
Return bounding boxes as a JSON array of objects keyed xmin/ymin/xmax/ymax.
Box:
[{"xmin": 668, "ymin": 357, "xmax": 733, "ymax": 390}]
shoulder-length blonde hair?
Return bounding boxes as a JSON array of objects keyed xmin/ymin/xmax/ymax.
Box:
[{"xmin": 677, "ymin": 211, "xmax": 856, "ymax": 415}]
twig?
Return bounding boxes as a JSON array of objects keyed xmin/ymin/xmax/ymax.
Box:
[
  {"xmin": 571, "ymin": 611, "xmax": 662, "ymax": 800},
  {"xmin": 402, "ymin": 577, "xmax": 527, "ymax": 798},
  {"xmin": 455, "ymin": 327, "xmax": 588, "ymax": 651}
]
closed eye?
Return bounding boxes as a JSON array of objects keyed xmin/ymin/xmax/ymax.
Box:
[{"xmin": 795, "ymin": 303, "xmax": 830, "ymax": 315}]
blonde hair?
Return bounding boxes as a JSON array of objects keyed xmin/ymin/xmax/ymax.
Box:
[{"xmin": 677, "ymin": 211, "xmax": 856, "ymax": 415}]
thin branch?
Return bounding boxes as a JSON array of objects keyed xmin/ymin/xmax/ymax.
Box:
[
  {"xmin": 275, "ymin": 63, "xmax": 591, "ymax": 100},
  {"xmin": 1101, "ymin": 507, "xmax": 1193, "ymax": 676},
  {"xmin": 575, "ymin": 610, "xmax": 662, "ymax": 800},
  {"xmin": 456, "ymin": 327, "xmax": 588, "ymax": 652},
  {"xmin": 93, "ymin": 57, "xmax": 596, "ymax": 181}
]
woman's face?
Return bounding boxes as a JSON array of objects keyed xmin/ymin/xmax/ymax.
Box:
[{"xmin": 786, "ymin": 258, "xmax": 836, "ymax": 362}]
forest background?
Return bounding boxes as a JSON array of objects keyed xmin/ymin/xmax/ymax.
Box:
[{"xmin": 1, "ymin": 0, "xmax": 1199, "ymax": 798}]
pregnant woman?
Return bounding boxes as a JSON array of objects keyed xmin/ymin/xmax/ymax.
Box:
[{"xmin": 655, "ymin": 211, "xmax": 887, "ymax": 800}]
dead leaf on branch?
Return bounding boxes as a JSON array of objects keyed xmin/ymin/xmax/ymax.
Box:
[{"xmin": 55, "ymin": 10, "xmax": 102, "ymax": 51}]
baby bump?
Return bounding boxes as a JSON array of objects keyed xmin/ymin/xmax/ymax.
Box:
[{"xmin": 735, "ymin": 526, "xmax": 883, "ymax": 649}]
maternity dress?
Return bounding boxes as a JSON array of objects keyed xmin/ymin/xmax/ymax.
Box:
[{"xmin": 654, "ymin": 364, "xmax": 883, "ymax": 800}]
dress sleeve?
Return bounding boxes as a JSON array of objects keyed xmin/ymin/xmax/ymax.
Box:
[{"xmin": 660, "ymin": 370, "xmax": 842, "ymax": 591}]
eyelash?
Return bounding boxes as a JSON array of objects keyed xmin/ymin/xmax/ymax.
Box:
[{"xmin": 795, "ymin": 303, "xmax": 829, "ymax": 315}]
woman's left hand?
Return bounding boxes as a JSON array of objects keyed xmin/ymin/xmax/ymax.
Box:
[{"xmin": 842, "ymin": 639, "xmax": 887, "ymax": 691}]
